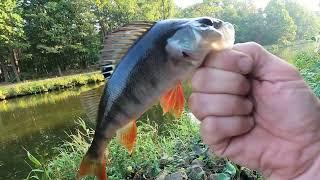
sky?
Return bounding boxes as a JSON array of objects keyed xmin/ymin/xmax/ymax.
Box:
[{"xmin": 174, "ymin": 0, "xmax": 320, "ymax": 11}]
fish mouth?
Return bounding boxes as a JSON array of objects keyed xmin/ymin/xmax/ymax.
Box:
[
  {"xmin": 212, "ymin": 21, "xmax": 235, "ymax": 50},
  {"xmin": 191, "ymin": 17, "xmax": 235, "ymax": 51}
]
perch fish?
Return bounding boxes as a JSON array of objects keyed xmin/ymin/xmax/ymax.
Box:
[{"xmin": 77, "ymin": 17, "xmax": 235, "ymax": 180}]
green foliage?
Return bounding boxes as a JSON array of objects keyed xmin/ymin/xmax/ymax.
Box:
[
  {"xmin": 25, "ymin": 112, "xmax": 263, "ymax": 179},
  {"xmin": 284, "ymin": 0, "xmax": 320, "ymax": 40},
  {"xmin": 176, "ymin": 0, "xmax": 319, "ymax": 46},
  {"xmin": 0, "ymin": 72, "xmax": 104, "ymax": 100},
  {"xmin": 176, "ymin": 0, "xmax": 222, "ymax": 18},
  {"xmin": 21, "ymin": 0, "xmax": 101, "ymax": 76},
  {"xmin": 263, "ymin": 0, "xmax": 296, "ymax": 45},
  {"xmin": 0, "ymin": 0, "xmax": 24, "ymax": 46},
  {"xmin": 0, "ymin": 0, "xmax": 26, "ymax": 82},
  {"xmin": 291, "ymin": 50, "xmax": 320, "ymax": 97}
]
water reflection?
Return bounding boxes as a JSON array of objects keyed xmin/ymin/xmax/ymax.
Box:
[{"xmin": 0, "ymin": 84, "xmax": 103, "ymax": 179}]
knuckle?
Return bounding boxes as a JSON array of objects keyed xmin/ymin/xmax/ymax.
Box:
[
  {"xmin": 247, "ymin": 41, "xmax": 265, "ymax": 54},
  {"xmin": 188, "ymin": 93, "xmax": 196, "ymax": 109},
  {"xmin": 230, "ymin": 97, "xmax": 243, "ymax": 114},
  {"xmin": 191, "ymin": 70, "xmax": 204, "ymax": 91},
  {"xmin": 242, "ymin": 99, "xmax": 253, "ymax": 114},
  {"xmin": 203, "ymin": 116, "xmax": 219, "ymax": 132},
  {"xmin": 188, "ymin": 94, "xmax": 202, "ymax": 118},
  {"xmin": 239, "ymin": 78, "xmax": 250, "ymax": 94},
  {"xmin": 248, "ymin": 41, "xmax": 262, "ymax": 50}
]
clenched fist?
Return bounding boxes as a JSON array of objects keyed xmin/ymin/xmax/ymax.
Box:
[{"xmin": 189, "ymin": 42, "xmax": 320, "ymax": 180}]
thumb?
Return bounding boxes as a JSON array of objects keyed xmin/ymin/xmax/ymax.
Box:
[{"xmin": 233, "ymin": 42, "xmax": 300, "ymax": 81}]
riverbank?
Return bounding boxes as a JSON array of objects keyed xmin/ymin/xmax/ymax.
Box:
[{"xmin": 0, "ymin": 72, "xmax": 104, "ymax": 100}]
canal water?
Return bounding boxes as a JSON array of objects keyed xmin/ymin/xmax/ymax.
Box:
[{"xmin": 0, "ymin": 84, "xmax": 104, "ymax": 179}]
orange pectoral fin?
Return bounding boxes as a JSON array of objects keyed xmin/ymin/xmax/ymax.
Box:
[
  {"xmin": 160, "ymin": 82, "xmax": 185, "ymax": 118},
  {"xmin": 77, "ymin": 154, "xmax": 107, "ymax": 180},
  {"xmin": 116, "ymin": 120, "xmax": 137, "ymax": 154}
]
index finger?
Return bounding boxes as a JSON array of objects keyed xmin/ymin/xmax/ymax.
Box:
[
  {"xmin": 233, "ymin": 42, "xmax": 300, "ymax": 80},
  {"xmin": 204, "ymin": 49, "xmax": 253, "ymax": 75}
]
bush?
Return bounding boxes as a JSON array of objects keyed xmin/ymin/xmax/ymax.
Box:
[{"xmin": 291, "ymin": 51, "xmax": 320, "ymax": 97}]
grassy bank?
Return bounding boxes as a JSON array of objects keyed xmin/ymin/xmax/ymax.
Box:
[
  {"xmin": 0, "ymin": 72, "xmax": 104, "ymax": 100},
  {"xmin": 0, "ymin": 84, "xmax": 103, "ymax": 112},
  {"xmin": 25, "ymin": 113, "xmax": 262, "ymax": 180}
]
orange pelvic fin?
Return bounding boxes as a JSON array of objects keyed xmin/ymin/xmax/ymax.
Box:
[
  {"xmin": 117, "ymin": 120, "xmax": 137, "ymax": 154},
  {"xmin": 76, "ymin": 154, "xmax": 107, "ymax": 180},
  {"xmin": 160, "ymin": 82, "xmax": 185, "ymax": 118}
]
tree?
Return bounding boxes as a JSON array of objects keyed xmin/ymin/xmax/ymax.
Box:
[
  {"xmin": 137, "ymin": 0, "xmax": 175, "ymax": 20},
  {"xmin": 21, "ymin": 0, "xmax": 100, "ymax": 76},
  {"xmin": 93, "ymin": 0, "xmax": 139, "ymax": 39},
  {"xmin": 284, "ymin": 0, "xmax": 320, "ymax": 40},
  {"xmin": 216, "ymin": 0, "xmax": 266, "ymax": 43},
  {"xmin": 176, "ymin": 0, "xmax": 222, "ymax": 18},
  {"xmin": 263, "ymin": 0, "xmax": 296, "ymax": 45},
  {"xmin": 0, "ymin": 0, "xmax": 24, "ymax": 82},
  {"xmin": 93, "ymin": 0, "xmax": 176, "ymax": 40}
]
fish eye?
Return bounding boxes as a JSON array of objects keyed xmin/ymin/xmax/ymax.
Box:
[{"xmin": 212, "ymin": 20, "xmax": 223, "ymax": 29}]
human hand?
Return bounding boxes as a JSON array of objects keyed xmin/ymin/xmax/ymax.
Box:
[{"xmin": 189, "ymin": 42, "xmax": 320, "ymax": 179}]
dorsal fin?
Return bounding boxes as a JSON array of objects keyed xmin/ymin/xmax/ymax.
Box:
[{"xmin": 100, "ymin": 21, "xmax": 156, "ymax": 79}]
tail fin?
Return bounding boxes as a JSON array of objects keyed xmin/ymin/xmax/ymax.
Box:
[{"xmin": 76, "ymin": 154, "xmax": 107, "ymax": 180}]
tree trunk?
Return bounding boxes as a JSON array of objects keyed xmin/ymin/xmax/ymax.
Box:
[
  {"xmin": 0, "ymin": 60, "xmax": 9, "ymax": 83},
  {"xmin": 99, "ymin": 20, "xmax": 107, "ymax": 40},
  {"xmin": 10, "ymin": 49, "xmax": 21, "ymax": 82},
  {"xmin": 57, "ymin": 65, "xmax": 62, "ymax": 76}
]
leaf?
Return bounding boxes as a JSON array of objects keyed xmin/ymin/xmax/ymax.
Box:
[
  {"xmin": 30, "ymin": 175, "xmax": 40, "ymax": 180},
  {"xmin": 216, "ymin": 173, "xmax": 230, "ymax": 180},
  {"xmin": 31, "ymin": 169, "xmax": 44, "ymax": 173},
  {"xmin": 224, "ymin": 162, "xmax": 237, "ymax": 176},
  {"xmin": 26, "ymin": 151, "xmax": 42, "ymax": 168}
]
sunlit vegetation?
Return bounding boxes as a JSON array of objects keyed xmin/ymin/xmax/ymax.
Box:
[
  {"xmin": 290, "ymin": 50, "xmax": 320, "ymax": 97},
  {"xmin": 25, "ymin": 116, "xmax": 263, "ymax": 180},
  {"xmin": 0, "ymin": 72, "xmax": 104, "ymax": 100}
]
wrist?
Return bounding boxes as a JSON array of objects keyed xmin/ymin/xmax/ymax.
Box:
[{"xmin": 293, "ymin": 154, "xmax": 320, "ymax": 180}]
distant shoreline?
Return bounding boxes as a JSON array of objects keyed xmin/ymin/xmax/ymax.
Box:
[{"xmin": 0, "ymin": 72, "xmax": 105, "ymax": 101}]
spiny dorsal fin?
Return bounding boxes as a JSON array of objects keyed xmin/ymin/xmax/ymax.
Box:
[{"xmin": 100, "ymin": 21, "xmax": 156, "ymax": 79}]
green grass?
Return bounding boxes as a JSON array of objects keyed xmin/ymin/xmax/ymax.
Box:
[
  {"xmin": 0, "ymin": 72, "xmax": 104, "ymax": 100},
  {"xmin": 265, "ymin": 41, "xmax": 316, "ymax": 60},
  {"xmin": 25, "ymin": 113, "xmax": 263, "ymax": 180}
]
